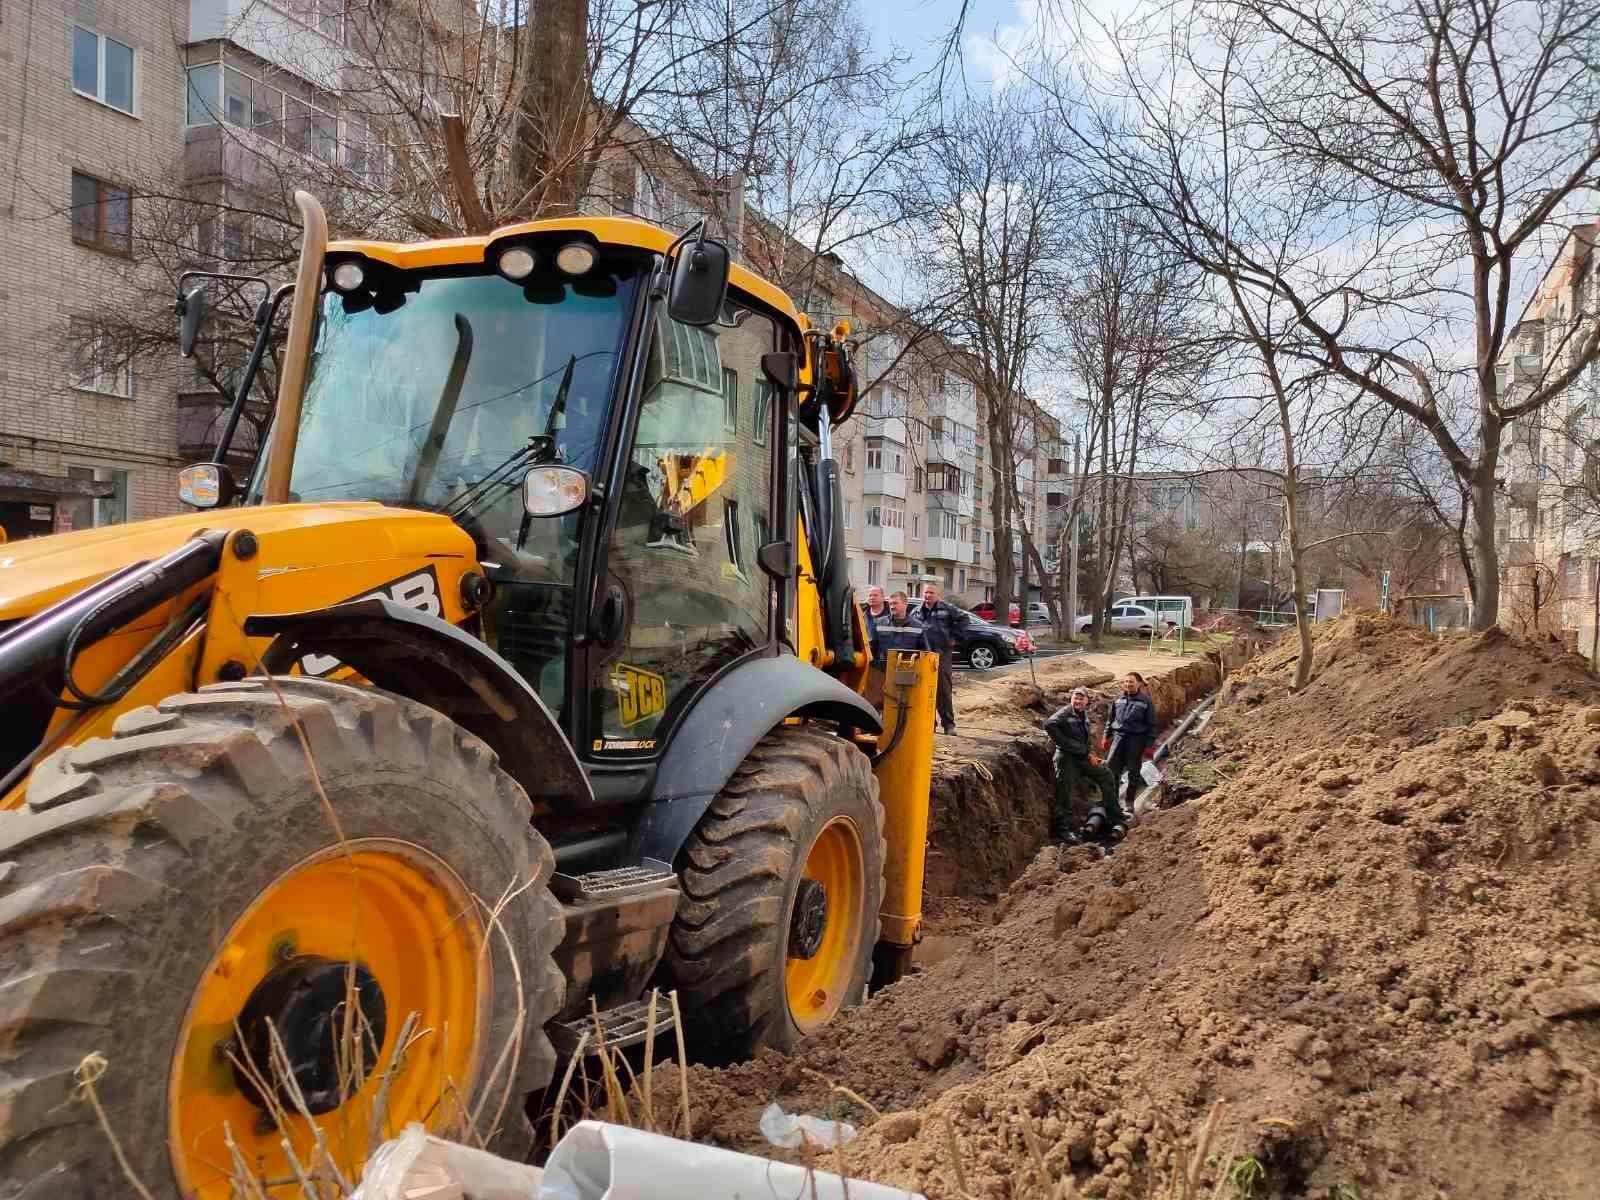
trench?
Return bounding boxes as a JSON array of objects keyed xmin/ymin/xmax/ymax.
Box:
[{"xmin": 914, "ymin": 640, "xmax": 1265, "ymax": 962}]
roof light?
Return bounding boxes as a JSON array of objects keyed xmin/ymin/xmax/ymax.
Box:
[
  {"xmin": 498, "ymin": 246, "xmax": 537, "ymax": 280},
  {"xmin": 555, "ymin": 242, "xmax": 597, "ymax": 276},
  {"xmin": 330, "ymin": 261, "xmax": 366, "ymax": 292}
]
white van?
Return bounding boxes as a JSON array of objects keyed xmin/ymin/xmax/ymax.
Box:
[{"xmin": 1115, "ymin": 595, "xmax": 1193, "ymax": 629}]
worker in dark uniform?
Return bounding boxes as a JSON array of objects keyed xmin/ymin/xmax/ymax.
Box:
[
  {"xmin": 1044, "ymin": 687, "xmax": 1120, "ymax": 840},
  {"xmin": 1101, "ymin": 672, "xmax": 1157, "ymax": 816},
  {"xmin": 919, "ymin": 582, "xmax": 968, "ymax": 735},
  {"xmin": 869, "ymin": 590, "xmax": 928, "ymax": 664}
]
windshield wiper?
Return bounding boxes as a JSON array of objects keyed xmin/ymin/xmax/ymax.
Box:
[
  {"xmin": 407, "ymin": 313, "xmax": 475, "ymax": 506},
  {"xmin": 442, "ymin": 355, "xmax": 577, "ymax": 523}
]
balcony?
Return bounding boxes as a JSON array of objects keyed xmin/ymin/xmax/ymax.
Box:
[
  {"xmin": 865, "ymin": 415, "xmax": 907, "ymax": 443},
  {"xmin": 925, "ymin": 536, "xmax": 975, "ymax": 563},
  {"xmin": 864, "ymin": 467, "xmax": 906, "ymax": 499},
  {"xmin": 861, "ymin": 525, "xmax": 904, "ymax": 552}
]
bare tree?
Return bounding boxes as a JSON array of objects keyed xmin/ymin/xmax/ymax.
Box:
[
  {"xmin": 1074, "ymin": 0, "xmax": 1600, "ymax": 632},
  {"xmin": 914, "ymin": 88, "xmax": 1070, "ymax": 625}
]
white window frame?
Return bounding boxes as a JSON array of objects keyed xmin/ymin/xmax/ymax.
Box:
[
  {"xmin": 66, "ymin": 464, "xmax": 131, "ymax": 527},
  {"xmin": 72, "ymin": 26, "xmax": 137, "ymax": 117},
  {"xmin": 68, "ymin": 321, "xmax": 135, "ymax": 398}
]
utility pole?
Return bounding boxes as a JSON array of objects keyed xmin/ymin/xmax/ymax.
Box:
[{"xmin": 1068, "ymin": 432, "xmax": 1081, "ymax": 639}]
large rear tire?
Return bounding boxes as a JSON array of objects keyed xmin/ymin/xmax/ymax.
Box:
[
  {"xmin": 0, "ymin": 678, "xmax": 565, "ymax": 1199},
  {"xmin": 666, "ymin": 726, "xmax": 884, "ymax": 1062}
]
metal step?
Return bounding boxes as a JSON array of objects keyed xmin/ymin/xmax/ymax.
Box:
[
  {"xmin": 550, "ymin": 997, "xmax": 675, "ymax": 1056},
  {"xmin": 550, "ymin": 858, "xmax": 676, "ymax": 903}
]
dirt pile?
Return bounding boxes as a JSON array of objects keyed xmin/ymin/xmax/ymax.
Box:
[
  {"xmin": 658, "ymin": 625, "xmax": 1600, "ymax": 1199},
  {"xmin": 1212, "ymin": 611, "xmax": 1599, "ymax": 761}
]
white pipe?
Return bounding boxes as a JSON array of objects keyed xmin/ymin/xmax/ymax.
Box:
[{"xmin": 541, "ymin": 1121, "xmax": 925, "ymax": 1200}]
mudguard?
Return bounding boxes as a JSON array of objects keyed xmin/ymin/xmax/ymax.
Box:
[
  {"xmin": 245, "ymin": 598, "xmax": 593, "ymax": 807},
  {"xmin": 629, "ymin": 652, "xmax": 882, "ymax": 864}
]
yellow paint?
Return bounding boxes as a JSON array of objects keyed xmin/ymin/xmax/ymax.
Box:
[
  {"xmin": 793, "ymin": 522, "xmax": 830, "ymax": 669},
  {"xmin": 332, "ymin": 215, "xmax": 801, "ymax": 326},
  {"xmin": 784, "ymin": 815, "xmax": 866, "ymax": 1034},
  {"xmin": 660, "ymin": 448, "xmax": 730, "ymax": 516},
  {"xmin": 168, "ymin": 840, "xmax": 485, "ymax": 1200},
  {"xmin": 872, "ymin": 648, "xmax": 938, "ymax": 947}
]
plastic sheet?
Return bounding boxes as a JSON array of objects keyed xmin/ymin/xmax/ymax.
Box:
[
  {"xmin": 349, "ymin": 1123, "xmax": 543, "ymax": 1200},
  {"xmin": 758, "ymin": 1101, "xmax": 857, "ymax": 1149}
]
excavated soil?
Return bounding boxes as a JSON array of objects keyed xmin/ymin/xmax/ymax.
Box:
[{"xmin": 651, "ymin": 616, "xmax": 1600, "ymax": 1199}]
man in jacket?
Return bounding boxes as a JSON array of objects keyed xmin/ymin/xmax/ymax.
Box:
[
  {"xmin": 1102, "ymin": 671, "xmax": 1157, "ymax": 814},
  {"xmin": 1044, "ymin": 687, "xmax": 1120, "ymax": 840},
  {"xmin": 869, "ymin": 591, "xmax": 928, "ymax": 664},
  {"xmin": 919, "ymin": 582, "xmax": 968, "ymax": 735}
]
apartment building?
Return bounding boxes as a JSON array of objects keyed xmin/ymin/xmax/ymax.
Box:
[
  {"xmin": 1498, "ymin": 224, "xmax": 1600, "ymax": 652},
  {"xmin": 0, "ymin": 0, "xmax": 191, "ymax": 536}
]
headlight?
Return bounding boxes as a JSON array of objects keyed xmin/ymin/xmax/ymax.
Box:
[
  {"xmin": 330, "ymin": 261, "xmax": 366, "ymax": 292},
  {"xmin": 177, "ymin": 462, "xmax": 234, "ymax": 508},
  {"xmin": 497, "ymin": 246, "xmax": 537, "ymax": 280},
  {"xmin": 522, "ymin": 465, "xmax": 589, "ymax": 516}
]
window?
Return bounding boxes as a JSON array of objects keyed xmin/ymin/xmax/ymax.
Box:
[
  {"xmin": 867, "ymin": 559, "xmax": 881, "ymax": 586},
  {"xmin": 753, "ymin": 379, "xmax": 770, "ymax": 445},
  {"xmin": 722, "ymin": 367, "xmax": 738, "ymax": 432},
  {"xmin": 280, "ymin": 0, "xmax": 346, "ymax": 40},
  {"xmin": 866, "ymin": 441, "xmax": 883, "ymax": 471},
  {"xmin": 928, "ymin": 465, "xmax": 945, "ymax": 491},
  {"xmin": 69, "ymin": 321, "xmax": 134, "ymax": 397},
  {"xmin": 72, "ymin": 27, "xmax": 135, "ymax": 114},
  {"xmin": 186, "ymin": 64, "xmax": 219, "ymax": 124},
  {"xmin": 724, "ymin": 500, "xmax": 744, "ymax": 573},
  {"xmin": 843, "ymin": 442, "xmax": 854, "ymax": 472},
  {"xmin": 959, "ymin": 568, "xmax": 967, "ymax": 592},
  {"xmin": 70, "ymin": 172, "xmax": 131, "ymax": 255},
  {"xmin": 65, "ymin": 466, "xmax": 130, "ymax": 529},
  {"xmin": 911, "ymin": 514, "xmax": 920, "ymax": 539},
  {"xmin": 914, "ymin": 467, "xmax": 924, "ymax": 494},
  {"xmin": 843, "ymin": 501, "xmax": 853, "ymax": 529}
]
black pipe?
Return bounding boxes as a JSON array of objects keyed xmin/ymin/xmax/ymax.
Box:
[
  {"xmin": 0, "ymin": 530, "xmax": 229, "ymax": 704},
  {"xmin": 213, "ymin": 284, "xmax": 294, "ymax": 466}
]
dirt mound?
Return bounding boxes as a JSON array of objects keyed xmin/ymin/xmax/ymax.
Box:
[
  {"xmin": 1214, "ymin": 611, "xmax": 1600, "ymax": 760},
  {"xmin": 656, "ymin": 628, "xmax": 1600, "ymax": 1199}
]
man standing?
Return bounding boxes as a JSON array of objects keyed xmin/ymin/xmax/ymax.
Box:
[
  {"xmin": 1044, "ymin": 687, "xmax": 1120, "ymax": 840},
  {"xmin": 860, "ymin": 584, "xmax": 889, "ymax": 643},
  {"xmin": 1102, "ymin": 672, "xmax": 1157, "ymax": 812},
  {"xmin": 919, "ymin": 582, "xmax": 968, "ymax": 735},
  {"xmin": 869, "ymin": 590, "xmax": 929, "ymax": 663}
]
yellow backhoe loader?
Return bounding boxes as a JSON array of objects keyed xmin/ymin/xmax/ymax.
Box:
[{"xmin": 0, "ymin": 193, "xmax": 937, "ymax": 1198}]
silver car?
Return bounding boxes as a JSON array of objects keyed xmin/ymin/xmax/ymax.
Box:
[{"xmin": 1074, "ymin": 603, "xmax": 1156, "ymax": 634}]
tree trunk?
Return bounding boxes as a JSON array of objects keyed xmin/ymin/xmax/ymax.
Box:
[
  {"xmin": 508, "ymin": 0, "xmax": 591, "ymax": 218},
  {"xmin": 1468, "ymin": 464, "xmax": 1501, "ymax": 633},
  {"xmin": 1284, "ymin": 480, "xmax": 1314, "ymax": 691}
]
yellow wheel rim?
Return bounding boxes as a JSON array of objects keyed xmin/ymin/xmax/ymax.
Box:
[
  {"xmin": 168, "ymin": 839, "xmax": 487, "ymax": 1199},
  {"xmin": 784, "ymin": 816, "xmax": 866, "ymax": 1034}
]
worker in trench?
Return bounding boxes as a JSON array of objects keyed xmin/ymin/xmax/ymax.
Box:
[
  {"xmin": 1045, "ymin": 686, "xmax": 1125, "ymax": 844},
  {"xmin": 1102, "ymin": 672, "xmax": 1157, "ymax": 815}
]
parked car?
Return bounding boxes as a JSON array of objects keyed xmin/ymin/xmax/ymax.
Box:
[
  {"xmin": 1074, "ymin": 603, "xmax": 1157, "ymax": 635},
  {"xmin": 1113, "ymin": 594, "xmax": 1193, "ymax": 629},
  {"xmin": 911, "ymin": 604, "xmax": 1033, "ymax": 669},
  {"xmin": 970, "ymin": 600, "xmax": 1052, "ymax": 626}
]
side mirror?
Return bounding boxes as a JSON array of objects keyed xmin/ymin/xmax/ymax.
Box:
[
  {"xmin": 666, "ymin": 235, "xmax": 730, "ymax": 327},
  {"xmin": 178, "ymin": 462, "xmax": 238, "ymax": 509},
  {"xmin": 177, "ymin": 286, "xmax": 206, "ymax": 358},
  {"xmin": 761, "ymin": 351, "xmax": 798, "ymax": 392},
  {"xmin": 523, "ymin": 465, "xmax": 589, "ymax": 517}
]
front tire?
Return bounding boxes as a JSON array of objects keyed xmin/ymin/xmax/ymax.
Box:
[
  {"xmin": 666, "ymin": 726, "xmax": 885, "ymax": 1062},
  {"xmin": 967, "ymin": 644, "xmax": 997, "ymax": 670},
  {"xmin": 0, "ymin": 679, "xmax": 565, "ymax": 1200}
]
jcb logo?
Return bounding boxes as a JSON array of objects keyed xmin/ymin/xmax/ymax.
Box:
[
  {"xmin": 610, "ymin": 663, "xmax": 667, "ymax": 728},
  {"xmin": 300, "ymin": 567, "xmax": 442, "ymax": 677}
]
